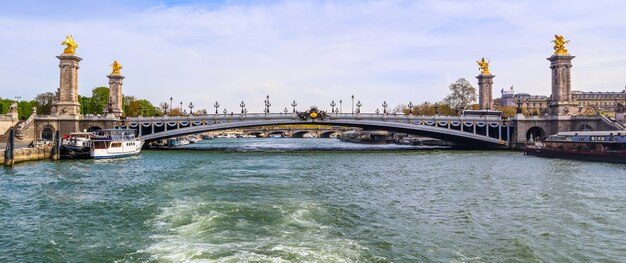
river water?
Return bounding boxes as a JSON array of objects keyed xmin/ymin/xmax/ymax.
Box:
[{"xmin": 1, "ymin": 138, "xmax": 625, "ymax": 262}]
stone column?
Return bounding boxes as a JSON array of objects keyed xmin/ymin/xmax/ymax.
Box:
[
  {"xmin": 547, "ymin": 54, "xmax": 578, "ymax": 116},
  {"xmin": 51, "ymin": 54, "xmax": 82, "ymax": 116},
  {"xmin": 477, "ymin": 73, "xmax": 495, "ymax": 110},
  {"xmin": 106, "ymin": 73, "xmax": 125, "ymax": 117}
]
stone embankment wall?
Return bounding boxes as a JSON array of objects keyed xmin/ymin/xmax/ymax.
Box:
[{"xmin": 1, "ymin": 146, "xmax": 52, "ymax": 165}]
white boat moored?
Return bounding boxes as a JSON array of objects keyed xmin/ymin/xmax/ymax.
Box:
[{"xmin": 91, "ymin": 129, "xmax": 143, "ymax": 159}]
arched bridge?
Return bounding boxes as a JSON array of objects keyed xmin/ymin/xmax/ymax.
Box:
[{"xmin": 121, "ymin": 113, "xmax": 513, "ymax": 148}]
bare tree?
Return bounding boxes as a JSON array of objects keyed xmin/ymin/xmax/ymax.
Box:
[{"xmin": 443, "ymin": 78, "xmax": 477, "ymax": 111}]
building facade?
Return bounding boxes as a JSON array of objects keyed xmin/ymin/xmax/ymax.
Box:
[
  {"xmin": 572, "ymin": 90, "xmax": 626, "ymax": 112},
  {"xmin": 496, "ymin": 86, "xmax": 626, "ymax": 114}
]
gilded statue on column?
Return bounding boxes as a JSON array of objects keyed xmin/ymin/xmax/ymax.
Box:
[
  {"xmin": 111, "ymin": 60, "xmax": 123, "ymax": 74},
  {"xmin": 61, "ymin": 35, "xmax": 78, "ymax": 54},
  {"xmin": 552, "ymin": 34, "xmax": 570, "ymax": 55},
  {"xmin": 476, "ymin": 57, "xmax": 490, "ymax": 75}
]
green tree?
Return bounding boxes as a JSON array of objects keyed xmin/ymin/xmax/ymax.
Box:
[
  {"xmin": 33, "ymin": 92, "xmax": 56, "ymax": 115},
  {"xmin": 122, "ymin": 95, "xmax": 137, "ymax": 116},
  {"xmin": 0, "ymin": 98, "xmax": 13, "ymax": 114},
  {"xmin": 17, "ymin": 100, "xmax": 35, "ymax": 119},
  {"xmin": 89, "ymin": 87, "xmax": 109, "ymax": 115},
  {"xmin": 443, "ymin": 78, "xmax": 477, "ymax": 111},
  {"xmin": 79, "ymin": 95, "xmax": 92, "ymax": 115},
  {"xmin": 124, "ymin": 97, "xmax": 162, "ymax": 117},
  {"xmin": 139, "ymin": 100, "xmax": 160, "ymax": 116}
]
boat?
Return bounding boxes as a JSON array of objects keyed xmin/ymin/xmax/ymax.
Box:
[
  {"xmin": 60, "ymin": 132, "xmax": 94, "ymax": 159},
  {"xmin": 216, "ymin": 133, "xmax": 237, "ymax": 139},
  {"xmin": 340, "ymin": 130, "xmax": 393, "ymax": 144},
  {"xmin": 91, "ymin": 129, "xmax": 143, "ymax": 159},
  {"xmin": 523, "ymin": 131, "xmax": 626, "ymax": 163},
  {"xmin": 177, "ymin": 138, "xmax": 190, "ymax": 146},
  {"xmin": 187, "ymin": 136, "xmax": 201, "ymax": 144},
  {"xmin": 149, "ymin": 139, "xmax": 168, "ymax": 148}
]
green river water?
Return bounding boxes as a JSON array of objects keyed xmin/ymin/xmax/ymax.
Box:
[{"xmin": 1, "ymin": 138, "xmax": 625, "ymax": 262}]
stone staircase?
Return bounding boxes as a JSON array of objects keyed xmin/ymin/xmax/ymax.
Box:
[
  {"xmin": 0, "ymin": 121, "xmax": 23, "ymax": 143},
  {"xmin": 0, "ymin": 116, "xmax": 37, "ymax": 144}
]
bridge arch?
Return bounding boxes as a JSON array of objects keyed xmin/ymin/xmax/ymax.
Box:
[
  {"xmin": 132, "ymin": 115, "xmax": 511, "ymax": 148},
  {"xmin": 41, "ymin": 125, "xmax": 54, "ymax": 140},
  {"xmin": 248, "ymin": 131, "xmax": 263, "ymax": 137},
  {"xmin": 268, "ymin": 131, "xmax": 287, "ymax": 137},
  {"xmin": 526, "ymin": 126, "xmax": 546, "ymax": 141},
  {"xmin": 292, "ymin": 131, "xmax": 316, "ymax": 138},
  {"xmin": 319, "ymin": 131, "xmax": 339, "ymax": 138}
]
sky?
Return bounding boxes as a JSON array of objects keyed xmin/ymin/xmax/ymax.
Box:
[{"xmin": 1, "ymin": 0, "xmax": 625, "ymax": 112}]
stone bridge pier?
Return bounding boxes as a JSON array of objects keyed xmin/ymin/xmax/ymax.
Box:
[{"xmin": 244, "ymin": 127, "xmax": 345, "ymax": 138}]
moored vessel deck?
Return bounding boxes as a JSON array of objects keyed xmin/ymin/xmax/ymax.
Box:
[
  {"xmin": 524, "ymin": 131, "xmax": 626, "ymax": 163},
  {"xmin": 91, "ymin": 129, "xmax": 143, "ymax": 159}
]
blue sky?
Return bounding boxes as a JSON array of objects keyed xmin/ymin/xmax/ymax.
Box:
[{"xmin": 1, "ymin": 0, "xmax": 625, "ymax": 112}]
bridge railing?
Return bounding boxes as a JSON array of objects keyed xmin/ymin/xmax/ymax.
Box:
[
  {"xmin": 17, "ymin": 113, "xmax": 36, "ymax": 131},
  {"xmin": 127, "ymin": 112, "xmax": 505, "ymax": 123}
]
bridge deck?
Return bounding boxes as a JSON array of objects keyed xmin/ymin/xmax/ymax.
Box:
[{"xmin": 121, "ymin": 113, "xmax": 512, "ymax": 148}]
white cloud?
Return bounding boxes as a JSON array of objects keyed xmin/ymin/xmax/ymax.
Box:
[{"xmin": 0, "ymin": 0, "xmax": 625, "ymax": 112}]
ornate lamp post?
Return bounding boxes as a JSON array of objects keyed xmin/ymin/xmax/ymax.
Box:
[
  {"xmin": 223, "ymin": 108, "xmax": 228, "ymax": 116},
  {"xmin": 179, "ymin": 101, "xmax": 183, "ymax": 113},
  {"xmin": 382, "ymin": 101, "xmax": 388, "ymax": 114},
  {"xmin": 188, "ymin": 102, "xmax": 194, "ymax": 116},
  {"xmin": 240, "ymin": 101, "xmax": 246, "ymax": 114},
  {"xmin": 169, "ymin": 97, "xmax": 173, "ymax": 114},
  {"xmin": 330, "ymin": 100, "xmax": 336, "ymax": 113},
  {"xmin": 375, "ymin": 108, "xmax": 380, "ymax": 115},
  {"xmin": 339, "ymin": 99, "xmax": 343, "ymax": 115},
  {"xmin": 214, "ymin": 101, "xmax": 220, "ymax": 114},
  {"xmin": 283, "ymin": 107, "xmax": 288, "ymax": 115},
  {"xmin": 291, "ymin": 100, "xmax": 297, "ymax": 113},
  {"xmin": 408, "ymin": 101, "xmax": 413, "ymax": 116},
  {"xmin": 351, "ymin": 95, "xmax": 355, "ymax": 115},
  {"xmin": 356, "ymin": 100, "xmax": 362, "ymax": 114},
  {"xmin": 434, "ymin": 102, "xmax": 440, "ymax": 116},
  {"xmin": 264, "ymin": 95, "xmax": 271, "ymax": 114},
  {"xmin": 163, "ymin": 103, "xmax": 169, "ymax": 116}
]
